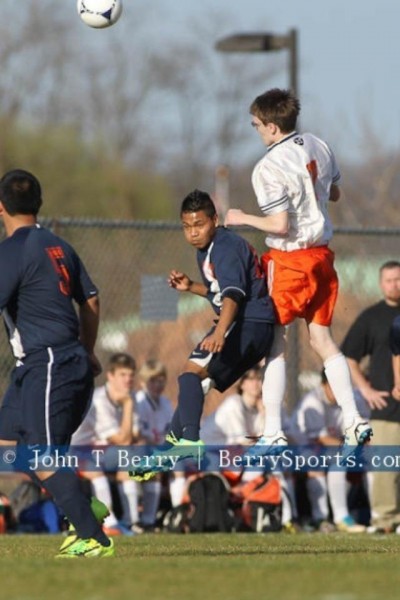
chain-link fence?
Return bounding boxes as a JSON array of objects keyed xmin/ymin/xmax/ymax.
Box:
[{"xmin": 0, "ymin": 220, "xmax": 398, "ymax": 414}]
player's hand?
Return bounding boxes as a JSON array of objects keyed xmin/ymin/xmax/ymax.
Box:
[
  {"xmin": 392, "ymin": 385, "xmax": 400, "ymax": 401},
  {"xmin": 89, "ymin": 353, "xmax": 102, "ymax": 377},
  {"xmin": 168, "ymin": 270, "xmax": 192, "ymax": 292},
  {"xmin": 200, "ymin": 331, "xmax": 225, "ymax": 354},
  {"xmin": 362, "ymin": 387, "xmax": 389, "ymax": 410},
  {"xmin": 115, "ymin": 394, "xmax": 134, "ymax": 406},
  {"xmin": 224, "ymin": 209, "xmax": 246, "ymax": 227}
]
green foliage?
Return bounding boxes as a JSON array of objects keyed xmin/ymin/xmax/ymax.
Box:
[{"xmin": 0, "ymin": 117, "xmax": 175, "ymax": 219}]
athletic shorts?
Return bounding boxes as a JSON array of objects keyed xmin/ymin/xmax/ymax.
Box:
[
  {"xmin": 261, "ymin": 246, "xmax": 339, "ymax": 326},
  {"xmin": 189, "ymin": 319, "xmax": 274, "ymax": 392},
  {"xmin": 0, "ymin": 343, "xmax": 94, "ymax": 446}
]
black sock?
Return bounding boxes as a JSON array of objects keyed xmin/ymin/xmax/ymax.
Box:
[
  {"xmin": 41, "ymin": 469, "xmax": 110, "ymax": 546},
  {"xmin": 177, "ymin": 372, "xmax": 204, "ymax": 441},
  {"xmin": 170, "ymin": 408, "xmax": 183, "ymax": 440}
]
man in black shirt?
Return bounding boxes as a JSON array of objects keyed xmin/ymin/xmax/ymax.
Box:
[{"xmin": 341, "ymin": 260, "xmax": 400, "ymax": 533}]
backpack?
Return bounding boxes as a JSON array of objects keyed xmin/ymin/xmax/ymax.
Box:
[
  {"xmin": 187, "ymin": 473, "xmax": 234, "ymax": 533},
  {"xmin": 18, "ymin": 499, "xmax": 62, "ymax": 533},
  {"xmin": 236, "ymin": 474, "xmax": 282, "ymax": 533}
]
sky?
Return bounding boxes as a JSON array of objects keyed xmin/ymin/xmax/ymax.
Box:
[{"xmin": 125, "ymin": 0, "xmax": 400, "ymax": 164}]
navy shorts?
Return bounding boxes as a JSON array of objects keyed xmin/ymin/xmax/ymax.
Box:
[
  {"xmin": 189, "ymin": 320, "xmax": 274, "ymax": 392},
  {"xmin": 0, "ymin": 343, "xmax": 94, "ymax": 446}
]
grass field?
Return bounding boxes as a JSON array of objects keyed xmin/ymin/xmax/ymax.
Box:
[{"xmin": 0, "ymin": 532, "xmax": 399, "ymax": 600}]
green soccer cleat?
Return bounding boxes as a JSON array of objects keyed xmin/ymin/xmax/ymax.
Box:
[
  {"xmin": 58, "ymin": 497, "xmax": 110, "ymax": 553},
  {"xmin": 129, "ymin": 435, "xmax": 205, "ymax": 482},
  {"xmin": 56, "ymin": 537, "xmax": 115, "ymax": 559}
]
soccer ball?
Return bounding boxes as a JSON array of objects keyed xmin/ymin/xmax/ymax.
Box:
[{"xmin": 77, "ymin": 0, "xmax": 123, "ymax": 29}]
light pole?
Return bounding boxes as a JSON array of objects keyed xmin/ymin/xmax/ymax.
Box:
[
  {"xmin": 215, "ymin": 29, "xmax": 298, "ymax": 96},
  {"xmin": 216, "ymin": 29, "xmax": 300, "ymax": 408}
]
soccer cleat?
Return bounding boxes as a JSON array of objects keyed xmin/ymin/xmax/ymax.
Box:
[
  {"xmin": 59, "ymin": 497, "xmax": 110, "ymax": 553},
  {"xmin": 343, "ymin": 419, "xmax": 373, "ymax": 446},
  {"xmin": 340, "ymin": 419, "xmax": 373, "ymax": 465},
  {"xmin": 335, "ymin": 515, "xmax": 366, "ymax": 533},
  {"xmin": 129, "ymin": 435, "xmax": 205, "ymax": 482},
  {"xmin": 314, "ymin": 520, "xmax": 337, "ymax": 534},
  {"xmin": 243, "ymin": 431, "xmax": 288, "ymax": 464},
  {"xmin": 282, "ymin": 520, "xmax": 302, "ymax": 534},
  {"xmin": 56, "ymin": 537, "xmax": 115, "ymax": 558}
]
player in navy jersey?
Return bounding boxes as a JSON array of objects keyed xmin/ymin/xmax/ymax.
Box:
[
  {"xmin": 130, "ymin": 189, "xmax": 275, "ymax": 481},
  {"xmin": 0, "ymin": 169, "xmax": 113, "ymax": 558}
]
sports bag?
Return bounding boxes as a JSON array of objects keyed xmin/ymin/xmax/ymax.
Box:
[{"xmin": 236, "ymin": 474, "xmax": 282, "ymax": 533}]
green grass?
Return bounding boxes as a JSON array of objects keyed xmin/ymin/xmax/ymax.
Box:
[{"xmin": 0, "ymin": 533, "xmax": 399, "ymax": 600}]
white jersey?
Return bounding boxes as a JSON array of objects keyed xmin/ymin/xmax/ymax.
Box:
[
  {"xmin": 135, "ymin": 389, "xmax": 174, "ymax": 444},
  {"xmin": 252, "ymin": 132, "xmax": 340, "ymax": 252},
  {"xmin": 71, "ymin": 384, "xmax": 138, "ymax": 445},
  {"xmin": 200, "ymin": 394, "xmax": 264, "ymax": 445},
  {"xmin": 288, "ymin": 386, "xmax": 370, "ymax": 444}
]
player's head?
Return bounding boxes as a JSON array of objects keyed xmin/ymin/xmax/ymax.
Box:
[
  {"xmin": 238, "ymin": 365, "xmax": 263, "ymax": 396},
  {"xmin": 139, "ymin": 359, "xmax": 167, "ymax": 397},
  {"xmin": 250, "ymin": 88, "xmax": 300, "ymax": 143},
  {"xmin": 379, "ymin": 260, "xmax": 400, "ymax": 305},
  {"xmin": 106, "ymin": 352, "xmax": 136, "ymax": 394},
  {"xmin": 180, "ymin": 189, "xmax": 218, "ymax": 249},
  {"xmin": 0, "ymin": 169, "xmax": 42, "ymax": 216}
]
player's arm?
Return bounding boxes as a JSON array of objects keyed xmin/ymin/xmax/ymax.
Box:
[
  {"xmin": 79, "ymin": 295, "xmax": 102, "ymax": 376},
  {"xmin": 329, "ymin": 184, "xmax": 341, "ymax": 202},
  {"xmin": 107, "ymin": 396, "xmax": 134, "ymax": 445},
  {"xmin": 346, "ymin": 358, "xmax": 388, "ymax": 409},
  {"xmin": 224, "ymin": 208, "xmax": 288, "ymax": 235},
  {"xmin": 168, "ymin": 269, "xmax": 208, "ymax": 297},
  {"xmin": 200, "ymin": 296, "xmax": 239, "ymax": 353}
]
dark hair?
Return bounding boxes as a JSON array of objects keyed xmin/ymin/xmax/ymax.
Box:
[
  {"xmin": 180, "ymin": 189, "xmax": 217, "ymax": 218},
  {"xmin": 250, "ymin": 88, "xmax": 300, "ymax": 132},
  {"xmin": 0, "ymin": 169, "xmax": 42, "ymax": 216},
  {"xmin": 380, "ymin": 260, "xmax": 400, "ymax": 274},
  {"xmin": 238, "ymin": 365, "xmax": 263, "ymax": 394},
  {"xmin": 107, "ymin": 353, "xmax": 136, "ymax": 373}
]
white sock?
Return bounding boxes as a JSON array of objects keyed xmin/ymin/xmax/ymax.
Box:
[
  {"xmin": 141, "ymin": 480, "xmax": 161, "ymax": 526},
  {"xmin": 327, "ymin": 470, "xmax": 348, "ymax": 523},
  {"xmin": 118, "ymin": 480, "xmax": 139, "ymax": 527},
  {"xmin": 262, "ymin": 356, "xmax": 286, "ymax": 436},
  {"xmin": 276, "ymin": 474, "xmax": 297, "ymax": 524},
  {"xmin": 281, "ymin": 475, "xmax": 298, "ymax": 521},
  {"xmin": 306, "ymin": 476, "xmax": 329, "ymax": 521},
  {"xmin": 324, "ymin": 353, "xmax": 361, "ymax": 428},
  {"xmin": 91, "ymin": 475, "xmax": 118, "ymax": 527},
  {"xmin": 169, "ymin": 476, "xmax": 187, "ymax": 508}
]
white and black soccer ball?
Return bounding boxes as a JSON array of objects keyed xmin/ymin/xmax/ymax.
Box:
[{"xmin": 77, "ymin": 0, "xmax": 123, "ymax": 29}]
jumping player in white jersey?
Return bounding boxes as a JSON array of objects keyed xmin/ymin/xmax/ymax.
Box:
[{"xmin": 224, "ymin": 88, "xmax": 372, "ymax": 453}]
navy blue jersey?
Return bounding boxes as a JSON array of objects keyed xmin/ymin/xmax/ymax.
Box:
[
  {"xmin": 0, "ymin": 225, "xmax": 98, "ymax": 358},
  {"xmin": 196, "ymin": 227, "xmax": 275, "ymax": 323}
]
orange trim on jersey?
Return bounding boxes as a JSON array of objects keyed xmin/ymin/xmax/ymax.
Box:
[{"xmin": 261, "ymin": 246, "xmax": 339, "ymax": 326}]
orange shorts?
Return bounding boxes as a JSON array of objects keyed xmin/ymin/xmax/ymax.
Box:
[{"xmin": 261, "ymin": 246, "xmax": 339, "ymax": 326}]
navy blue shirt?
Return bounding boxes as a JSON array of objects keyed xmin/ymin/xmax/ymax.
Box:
[
  {"xmin": 0, "ymin": 225, "xmax": 98, "ymax": 359},
  {"xmin": 390, "ymin": 315, "xmax": 400, "ymax": 355},
  {"xmin": 197, "ymin": 226, "xmax": 275, "ymax": 323}
]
